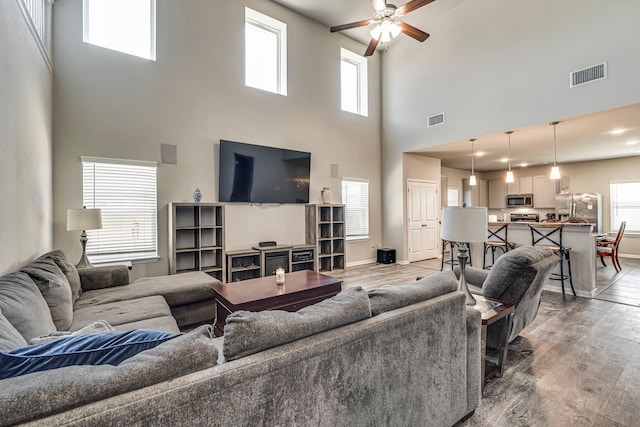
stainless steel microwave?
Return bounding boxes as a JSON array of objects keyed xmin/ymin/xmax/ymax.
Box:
[{"xmin": 506, "ymin": 194, "xmax": 533, "ymax": 208}]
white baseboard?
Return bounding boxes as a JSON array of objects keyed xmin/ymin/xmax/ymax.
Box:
[
  {"xmin": 619, "ymin": 253, "xmax": 640, "ymax": 259},
  {"xmin": 346, "ymin": 259, "xmax": 376, "ymax": 268}
]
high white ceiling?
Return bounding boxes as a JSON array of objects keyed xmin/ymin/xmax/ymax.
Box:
[{"xmin": 271, "ymin": 0, "xmax": 640, "ymax": 171}]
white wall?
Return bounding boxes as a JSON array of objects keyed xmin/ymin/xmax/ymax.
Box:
[
  {"xmin": 0, "ymin": 2, "xmax": 53, "ymax": 274},
  {"xmin": 52, "ymin": 0, "xmax": 382, "ymax": 279},
  {"xmin": 382, "ymin": 0, "xmax": 640, "ymax": 263}
]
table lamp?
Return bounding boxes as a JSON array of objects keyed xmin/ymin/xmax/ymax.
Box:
[
  {"xmin": 440, "ymin": 206, "xmax": 488, "ymax": 305},
  {"xmin": 67, "ymin": 207, "xmax": 103, "ymax": 268}
]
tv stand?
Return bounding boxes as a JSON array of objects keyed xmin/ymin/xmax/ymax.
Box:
[{"xmin": 227, "ymin": 244, "xmax": 315, "ymax": 283}]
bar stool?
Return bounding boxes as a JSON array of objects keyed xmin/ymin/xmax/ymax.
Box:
[
  {"xmin": 441, "ymin": 240, "xmax": 472, "ymax": 271},
  {"xmin": 529, "ymin": 224, "xmax": 575, "ymax": 302},
  {"xmin": 483, "ymin": 223, "xmax": 516, "ymax": 269}
]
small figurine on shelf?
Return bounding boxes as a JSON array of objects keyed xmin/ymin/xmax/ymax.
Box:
[{"xmin": 193, "ymin": 188, "xmax": 202, "ymax": 203}]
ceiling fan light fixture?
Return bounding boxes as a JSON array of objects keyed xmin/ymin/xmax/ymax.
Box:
[
  {"xmin": 369, "ymin": 25, "xmax": 382, "ymax": 39},
  {"xmin": 390, "ymin": 22, "xmax": 402, "ymax": 38}
]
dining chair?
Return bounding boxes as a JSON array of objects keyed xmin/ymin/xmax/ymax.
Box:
[{"xmin": 597, "ymin": 221, "xmax": 626, "ymax": 272}]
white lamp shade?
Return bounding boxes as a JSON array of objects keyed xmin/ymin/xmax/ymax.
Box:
[
  {"xmin": 505, "ymin": 170, "xmax": 515, "ymax": 183},
  {"xmin": 67, "ymin": 208, "xmax": 103, "ymax": 231},
  {"xmin": 469, "ymin": 174, "xmax": 477, "ymax": 186},
  {"xmin": 440, "ymin": 206, "xmax": 488, "ymax": 243},
  {"xmin": 550, "ymin": 165, "xmax": 561, "ymax": 179}
]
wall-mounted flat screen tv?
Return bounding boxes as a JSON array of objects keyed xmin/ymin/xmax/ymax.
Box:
[{"xmin": 218, "ymin": 140, "xmax": 311, "ymax": 204}]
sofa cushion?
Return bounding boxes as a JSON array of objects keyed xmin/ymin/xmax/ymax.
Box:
[
  {"xmin": 223, "ymin": 286, "xmax": 371, "ymax": 361},
  {"xmin": 112, "ymin": 315, "xmax": 181, "ymax": 334},
  {"xmin": 0, "ymin": 329, "xmax": 180, "ymax": 380},
  {"xmin": 0, "ymin": 325, "xmax": 217, "ymax": 426},
  {"xmin": 20, "ymin": 256, "xmax": 74, "ymax": 330},
  {"xmin": 42, "ymin": 250, "xmax": 82, "ymax": 304},
  {"xmin": 0, "ymin": 272, "xmax": 57, "ymax": 342},
  {"xmin": 0, "ymin": 307, "xmax": 28, "ymax": 352},
  {"xmin": 367, "ymin": 271, "xmax": 458, "ymax": 316},
  {"xmin": 29, "ymin": 320, "xmax": 116, "ymax": 345},
  {"xmin": 74, "ymin": 271, "xmax": 217, "ymax": 310},
  {"xmin": 70, "ymin": 295, "xmax": 172, "ymax": 331}
]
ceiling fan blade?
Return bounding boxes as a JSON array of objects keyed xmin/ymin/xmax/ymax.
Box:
[
  {"xmin": 330, "ymin": 19, "xmax": 374, "ymax": 33},
  {"xmin": 397, "ymin": 0, "xmax": 436, "ymax": 15},
  {"xmin": 364, "ymin": 35, "xmax": 381, "ymax": 57},
  {"xmin": 398, "ymin": 21, "xmax": 430, "ymax": 42},
  {"xmin": 371, "ymin": 0, "xmax": 387, "ymax": 12}
]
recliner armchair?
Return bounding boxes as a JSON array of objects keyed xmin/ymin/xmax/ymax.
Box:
[{"xmin": 455, "ymin": 245, "xmax": 557, "ymax": 342}]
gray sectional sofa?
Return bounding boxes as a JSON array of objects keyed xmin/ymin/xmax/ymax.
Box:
[{"xmin": 0, "ymin": 252, "xmax": 481, "ymax": 426}]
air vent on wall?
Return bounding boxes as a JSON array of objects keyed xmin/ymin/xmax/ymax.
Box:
[
  {"xmin": 570, "ymin": 62, "xmax": 607, "ymax": 88},
  {"xmin": 427, "ymin": 112, "xmax": 445, "ymax": 127}
]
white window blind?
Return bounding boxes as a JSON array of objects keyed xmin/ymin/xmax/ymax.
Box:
[
  {"xmin": 245, "ymin": 8, "xmax": 287, "ymax": 95},
  {"xmin": 342, "ymin": 178, "xmax": 369, "ymax": 239},
  {"xmin": 610, "ymin": 181, "xmax": 640, "ymax": 234},
  {"xmin": 82, "ymin": 157, "xmax": 158, "ymax": 262}
]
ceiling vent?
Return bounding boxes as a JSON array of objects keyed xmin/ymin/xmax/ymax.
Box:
[
  {"xmin": 570, "ymin": 62, "xmax": 607, "ymax": 88},
  {"xmin": 427, "ymin": 112, "xmax": 445, "ymax": 127}
]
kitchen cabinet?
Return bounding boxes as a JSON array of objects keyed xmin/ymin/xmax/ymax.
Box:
[
  {"xmin": 464, "ymin": 178, "xmax": 487, "ymax": 207},
  {"xmin": 533, "ymin": 175, "xmax": 556, "ymax": 208},
  {"xmin": 533, "ymin": 175, "xmax": 571, "ymax": 208},
  {"xmin": 506, "ymin": 176, "xmax": 533, "ymax": 195},
  {"xmin": 488, "ymin": 179, "xmax": 507, "ymax": 209}
]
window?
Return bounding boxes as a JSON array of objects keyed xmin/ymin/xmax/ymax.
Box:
[
  {"xmin": 340, "ymin": 48, "xmax": 368, "ymax": 116},
  {"xmin": 342, "ymin": 178, "xmax": 370, "ymax": 240},
  {"xmin": 447, "ymin": 188, "xmax": 460, "ymax": 207},
  {"xmin": 82, "ymin": 157, "xmax": 158, "ymax": 263},
  {"xmin": 610, "ymin": 181, "xmax": 640, "ymax": 234},
  {"xmin": 18, "ymin": 0, "xmax": 54, "ymax": 70},
  {"xmin": 83, "ymin": 0, "xmax": 156, "ymax": 60},
  {"xmin": 245, "ymin": 8, "xmax": 287, "ymax": 95}
]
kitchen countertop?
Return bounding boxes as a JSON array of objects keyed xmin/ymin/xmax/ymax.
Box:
[{"xmin": 489, "ymin": 221, "xmax": 594, "ymax": 228}]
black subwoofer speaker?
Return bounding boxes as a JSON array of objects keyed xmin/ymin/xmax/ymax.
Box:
[{"xmin": 377, "ymin": 248, "xmax": 396, "ymax": 264}]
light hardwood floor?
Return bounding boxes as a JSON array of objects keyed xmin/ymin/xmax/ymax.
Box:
[{"xmin": 334, "ymin": 257, "xmax": 640, "ymax": 427}]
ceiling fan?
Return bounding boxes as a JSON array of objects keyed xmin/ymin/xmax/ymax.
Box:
[{"xmin": 330, "ymin": 0, "xmax": 434, "ymax": 57}]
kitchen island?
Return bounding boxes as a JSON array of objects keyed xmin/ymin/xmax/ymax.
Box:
[{"xmin": 470, "ymin": 222, "xmax": 600, "ymax": 298}]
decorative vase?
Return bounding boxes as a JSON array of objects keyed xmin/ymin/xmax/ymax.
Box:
[
  {"xmin": 193, "ymin": 188, "xmax": 202, "ymax": 203},
  {"xmin": 321, "ymin": 187, "xmax": 332, "ymax": 205}
]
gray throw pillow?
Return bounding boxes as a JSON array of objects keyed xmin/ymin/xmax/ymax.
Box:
[
  {"xmin": 223, "ymin": 286, "xmax": 371, "ymax": 361},
  {"xmin": 20, "ymin": 256, "xmax": 74, "ymax": 330},
  {"xmin": 368, "ymin": 271, "xmax": 458, "ymax": 316},
  {"xmin": 0, "ymin": 307, "xmax": 28, "ymax": 352},
  {"xmin": 43, "ymin": 250, "xmax": 82, "ymax": 304},
  {"xmin": 0, "ymin": 272, "xmax": 57, "ymax": 342}
]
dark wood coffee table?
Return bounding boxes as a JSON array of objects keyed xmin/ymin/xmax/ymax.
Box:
[{"xmin": 212, "ymin": 270, "xmax": 343, "ymax": 336}]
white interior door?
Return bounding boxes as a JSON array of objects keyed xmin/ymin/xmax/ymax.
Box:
[{"xmin": 407, "ymin": 179, "xmax": 439, "ymax": 262}]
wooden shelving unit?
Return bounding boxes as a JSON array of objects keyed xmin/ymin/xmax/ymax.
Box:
[
  {"xmin": 168, "ymin": 203, "xmax": 225, "ymax": 282},
  {"xmin": 226, "ymin": 249, "xmax": 261, "ymax": 283},
  {"xmin": 305, "ymin": 204, "xmax": 346, "ymax": 272}
]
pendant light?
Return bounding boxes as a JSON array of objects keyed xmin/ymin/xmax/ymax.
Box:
[
  {"xmin": 550, "ymin": 121, "xmax": 561, "ymax": 179},
  {"xmin": 505, "ymin": 131, "xmax": 515, "ymax": 183},
  {"xmin": 469, "ymin": 138, "xmax": 477, "ymax": 186}
]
